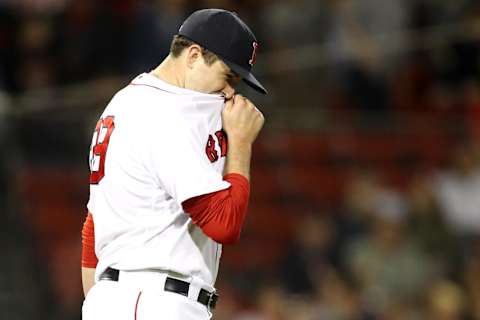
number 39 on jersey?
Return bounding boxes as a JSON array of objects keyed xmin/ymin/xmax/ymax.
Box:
[{"xmin": 89, "ymin": 116, "xmax": 115, "ymax": 184}]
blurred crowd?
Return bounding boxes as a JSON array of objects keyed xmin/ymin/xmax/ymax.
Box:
[
  {"xmin": 0, "ymin": 0, "xmax": 479, "ymax": 100},
  {"xmin": 3, "ymin": 0, "xmax": 480, "ymax": 319},
  {"xmin": 215, "ymin": 143, "xmax": 480, "ymax": 320}
]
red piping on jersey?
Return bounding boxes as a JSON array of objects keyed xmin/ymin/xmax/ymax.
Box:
[
  {"xmin": 134, "ymin": 291, "xmax": 142, "ymax": 320},
  {"xmin": 129, "ymin": 82, "xmax": 171, "ymax": 93},
  {"xmin": 183, "ymin": 173, "xmax": 250, "ymax": 244},
  {"xmin": 81, "ymin": 212, "xmax": 98, "ymax": 268}
]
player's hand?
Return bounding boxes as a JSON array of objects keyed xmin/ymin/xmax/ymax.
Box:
[{"xmin": 222, "ymin": 94, "xmax": 264, "ymax": 146}]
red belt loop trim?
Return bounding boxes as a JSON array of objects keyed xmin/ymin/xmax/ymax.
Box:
[{"xmin": 134, "ymin": 291, "xmax": 143, "ymax": 320}]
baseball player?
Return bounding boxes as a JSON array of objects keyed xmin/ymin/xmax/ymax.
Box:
[{"xmin": 81, "ymin": 9, "xmax": 266, "ymax": 320}]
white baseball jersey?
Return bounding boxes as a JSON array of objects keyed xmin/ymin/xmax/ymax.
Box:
[{"xmin": 87, "ymin": 73, "xmax": 230, "ymax": 289}]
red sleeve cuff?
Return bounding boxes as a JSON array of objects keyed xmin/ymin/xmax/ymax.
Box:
[{"xmin": 182, "ymin": 173, "xmax": 250, "ymax": 244}]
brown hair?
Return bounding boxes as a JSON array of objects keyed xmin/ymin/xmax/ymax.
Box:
[{"xmin": 170, "ymin": 35, "xmax": 219, "ymax": 65}]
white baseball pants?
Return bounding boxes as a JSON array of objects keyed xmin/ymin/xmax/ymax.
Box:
[{"xmin": 82, "ymin": 271, "xmax": 212, "ymax": 320}]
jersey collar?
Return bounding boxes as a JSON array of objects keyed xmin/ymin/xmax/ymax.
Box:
[{"xmin": 131, "ymin": 73, "xmax": 225, "ymax": 102}]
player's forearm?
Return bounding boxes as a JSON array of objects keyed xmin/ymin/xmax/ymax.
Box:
[
  {"xmin": 224, "ymin": 140, "xmax": 252, "ymax": 180},
  {"xmin": 82, "ymin": 267, "xmax": 96, "ymax": 297},
  {"xmin": 221, "ymin": 94, "xmax": 263, "ymax": 180}
]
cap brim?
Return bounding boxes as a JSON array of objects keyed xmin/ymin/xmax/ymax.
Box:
[{"xmin": 223, "ymin": 59, "xmax": 268, "ymax": 95}]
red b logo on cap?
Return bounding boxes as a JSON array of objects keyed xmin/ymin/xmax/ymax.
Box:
[{"xmin": 249, "ymin": 42, "xmax": 258, "ymax": 66}]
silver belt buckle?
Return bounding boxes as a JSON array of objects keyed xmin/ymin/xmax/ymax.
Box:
[{"xmin": 207, "ymin": 292, "xmax": 218, "ymax": 311}]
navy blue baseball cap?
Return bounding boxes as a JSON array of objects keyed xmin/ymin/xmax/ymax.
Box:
[{"xmin": 178, "ymin": 8, "xmax": 267, "ymax": 95}]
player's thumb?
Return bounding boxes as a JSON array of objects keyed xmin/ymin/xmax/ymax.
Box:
[{"xmin": 223, "ymin": 98, "xmax": 234, "ymax": 111}]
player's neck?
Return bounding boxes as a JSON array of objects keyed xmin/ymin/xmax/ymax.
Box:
[{"xmin": 150, "ymin": 56, "xmax": 185, "ymax": 89}]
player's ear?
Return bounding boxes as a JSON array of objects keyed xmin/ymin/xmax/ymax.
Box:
[{"xmin": 186, "ymin": 45, "xmax": 202, "ymax": 69}]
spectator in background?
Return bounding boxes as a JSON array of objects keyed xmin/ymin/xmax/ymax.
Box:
[
  {"xmin": 325, "ymin": 0, "xmax": 408, "ymax": 111},
  {"xmin": 345, "ymin": 189, "xmax": 434, "ymax": 316},
  {"xmin": 406, "ymin": 174, "xmax": 458, "ymax": 274},
  {"xmin": 336, "ymin": 168, "xmax": 381, "ymax": 247},
  {"xmin": 16, "ymin": 16, "xmax": 55, "ymax": 91},
  {"xmin": 434, "ymin": 144, "xmax": 480, "ymax": 245},
  {"xmin": 152, "ymin": 0, "xmax": 190, "ymax": 62},
  {"xmin": 426, "ymin": 281, "xmax": 466, "ymax": 320},
  {"xmin": 260, "ymin": 0, "xmax": 328, "ymax": 50},
  {"xmin": 257, "ymin": 0, "xmax": 329, "ymax": 104},
  {"xmin": 234, "ymin": 282, "xmax": 290, "ymax": 320},
  {"xmin": 326, "ymin": 0, "xmax": 408, "ymax": 71},
  {"xmin": 403, "ymin": 1, "xmax": 480, "ymax": 116},
  {"xmin": 121, "ymin": 0, "xmax": 174, "ymax": 75},
  {"xmin": 279, "ymin": 212, "xmax": 338, "ymax": 297},
  {"xmin": 388, "ymin": 51, "xmax": 435, "ymax": 113},
  {"xmin": 464, "ymin": 240, "xmax": 480, "ymax": 319},
  {"xmin": 311, "ymin": 269, "xmax": 371, "ymax": 320},
  {"xmin": 53, "ymin": 0, "xmax": 156, "ymax": 82},
  {"xmin": 53, "ymin": 0, "xmax": 106, "ymax": 83},
  {"xmin": 439, "ymin": 1, "xmax": 480, "ymax": 84},
  {"xmin": 54, "ymin": 0, "xmax": 201, "ymax": 82}
]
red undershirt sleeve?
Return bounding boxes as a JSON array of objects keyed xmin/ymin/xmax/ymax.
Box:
[
  {"xmin": 81, "ymin": 212, "xmax": 98, "ymax": 268},
  {"xmin": 182, "ymin": 173, "xmax": 250, "ymax": 244}
]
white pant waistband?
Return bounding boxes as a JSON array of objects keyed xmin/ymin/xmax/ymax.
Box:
[{"xmin": 100, "ymin": 268, "xmax": 216, "ymax": 302}]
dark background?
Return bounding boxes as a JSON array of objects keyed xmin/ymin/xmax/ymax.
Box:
[{"xmin": 2, "ymin": 0, "xmax": 480, "ymax": 319}]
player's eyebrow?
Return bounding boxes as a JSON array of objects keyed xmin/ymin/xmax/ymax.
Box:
[{"xmin": 226, "ymin": 70, "xmax": 240, "ymax": 81}]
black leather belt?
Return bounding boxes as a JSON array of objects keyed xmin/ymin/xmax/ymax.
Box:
[{"xmin": 99, "ymin": 267, "xmax": 218, "ymax": 310}]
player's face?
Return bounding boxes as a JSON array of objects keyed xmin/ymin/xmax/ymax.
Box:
[{"xmin": 186, "ymin": 49, "xmax": 241, "ymax": 98}]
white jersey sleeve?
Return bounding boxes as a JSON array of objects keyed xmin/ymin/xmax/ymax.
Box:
[{"xmin": 148, "ymin": 104, "xmax": 230, "ymax": 204}]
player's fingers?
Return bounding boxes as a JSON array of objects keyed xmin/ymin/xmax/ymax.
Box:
[
  {"xmin": 224, "ymin": 97, "xmax": 234, "ymax": 110},
  {"xmin": 244, "ymin": 98, "xmax": 257, "ymax": 111},
  {"xmin": 233, "ymin": 94, "xmax": 247, "ymax": 109},
  {"xmin": 257, "ymin": 110, "xmax": 265, "ymax": 124},
  {"xmin": 233, "ymin": 94, "xmax": 246, "ymax": 102}
]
